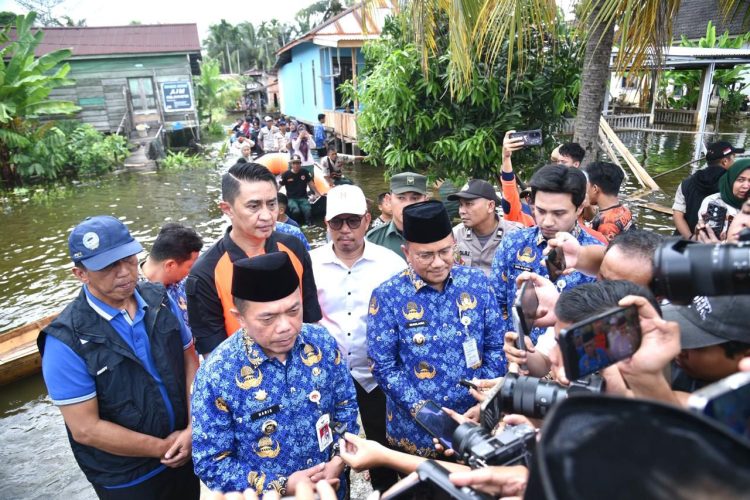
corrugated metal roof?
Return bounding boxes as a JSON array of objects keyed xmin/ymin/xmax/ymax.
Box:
[
  {"xmin": 29, "ymin": 24, "xmax": 201, "ymax": 57},
  {"xmin": 277, "ymin": 0, "xmax": 397, "ymax": 55},
  {"xmin": 611, "ymin": 46, "xmax": 750, "ymax": 69}
]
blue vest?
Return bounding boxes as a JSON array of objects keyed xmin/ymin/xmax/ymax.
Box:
[{"xmin": 38, "ymin": 282, "xmax": 188, "ymax": 487}]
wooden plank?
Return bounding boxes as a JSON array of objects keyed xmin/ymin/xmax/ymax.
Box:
[
  {"xmin": 599, "ymin": 117, "xmax": 660, "ymax": 191},
  {"xmin": 101, "ymin": 78, "xmax": 128, "ymax": 86},
  {"xmin": 0, "ymin": 314, "xmax": 56, "ymax": 386},
  {"xmin": 598, "ymin": 129, "xmax": 634, "ymax": 186}
]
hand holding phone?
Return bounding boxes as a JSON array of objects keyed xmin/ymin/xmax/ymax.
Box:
[
  {"xmin": 509, "ymin": 129, "xmax": 543, "ymax": 147},
  {"xmin": 705, "ymin": 200, "xmax": 728, "ymax": 239}
]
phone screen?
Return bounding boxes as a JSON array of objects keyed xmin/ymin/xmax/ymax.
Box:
[
  {"xmin": 559, "ymin": 305, "xmax": 641, "ymax": 380},
  {"xmin": 546, "ymin": 248, "xmax": 566, "ymax": 282},
  {"xmin": 414, "ymin": 401, "xmax": 458, "ymax": 449}
]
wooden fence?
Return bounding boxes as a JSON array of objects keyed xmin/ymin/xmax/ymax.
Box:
[{"xmin": 654, "ymin": 108, "xmax": 697, "ymax": 126}]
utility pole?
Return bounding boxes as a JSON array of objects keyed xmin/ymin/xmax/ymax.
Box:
[{"xmin": 225, "ymin": 42, "xmax": 232, "ymax": 74}]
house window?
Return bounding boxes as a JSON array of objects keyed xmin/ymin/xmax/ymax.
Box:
[{"xmin": 128, "ymin": 77, "xmax": 157, "ymax": 113}]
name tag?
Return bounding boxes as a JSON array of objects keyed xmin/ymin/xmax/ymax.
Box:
[
  {"xmin": 463, "ymin": 338, "xmax": 481, "ymax": 369},
  {"xmin": 406, "ymin": 320, "xmax": 428, "ymax": 329},
  {"xmin": 512, "ymin": 264, "xmax": 532, "ymax": 272},
  {"xmin": 251, "ymin": 404, "xmax": 281, "ymax": 421}
]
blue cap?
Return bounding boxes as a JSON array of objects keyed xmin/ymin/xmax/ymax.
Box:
[{"xmin": 68, "ymin": 216, "xmax": 143, "ymax": 271}]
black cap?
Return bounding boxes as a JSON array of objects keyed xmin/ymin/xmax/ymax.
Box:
[
  {"xmin": 232, "ymin": 252, "xmax": 299, "ymax": 302},
  {"xmin": 402, "ymin": 200, "xmax": 452, "ymax": 243},
  {"xmin": 662, "ymin": 296, "xmax": 750, "ymax": 349},
  {"xmin": 705, "ymin": 141, "xmax": 745, "ymax": 162},
  {"xmin": 447, "ymin": 179, "xmax": 500, "ymax": 204}
]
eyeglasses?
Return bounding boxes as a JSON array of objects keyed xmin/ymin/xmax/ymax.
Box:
[
  {"xmin": 328, "ymin": 215, "xmax": 364, "ymax": 230},
  {"xmin": 413, "ymin": 245, "xmax": 455, "ymax": 264}
]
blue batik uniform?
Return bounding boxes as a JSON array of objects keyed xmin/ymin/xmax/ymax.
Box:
[
  {"xmin": 192, "ymin": 323, "xmax": 359, "ymax": 496},
  {"xmin": 275, "ymin": 221, "xmax": 311, "ymax": 250},
  {"xmin": 490, "ymin": 225, "xmax": 603, "ymax": 343},
  {"xmin": 366, "ymin": 266, "xmax": 506, "ymax": 457}
]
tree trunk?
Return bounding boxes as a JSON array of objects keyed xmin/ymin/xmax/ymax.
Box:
[{"xmin": 573, "ymin": 1, "xmax": 616, "ymax": 167}]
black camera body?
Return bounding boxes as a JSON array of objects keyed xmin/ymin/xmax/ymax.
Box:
[
  {"xmin": 453, "ymin": 422, "xmax": 536, "ymax": 469},
  {"xmin": 652, "ymin": 238, "xmax": 750, "ymax": 304}
]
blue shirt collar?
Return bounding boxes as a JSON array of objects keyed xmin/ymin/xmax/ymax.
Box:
[{"xmin": 83, "ymin": 285, "xmax": 147, "ymax": 324}]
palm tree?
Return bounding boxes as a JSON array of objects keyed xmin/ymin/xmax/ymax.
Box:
[
  {"xmin": 204, "ymin": 20, "xmax": 241, "ymax": 73},
  {"xmin": 399, "ymin": 0, "xmax": 747, "ymax": 166}
]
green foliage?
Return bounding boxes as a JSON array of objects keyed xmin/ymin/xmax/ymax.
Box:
[
  {"xmin": 660, "ymin": 21, "xmax": 750, "ymax": 115},
  {"xmin": 347, "ymin": 15, "xmax": 581, "ymax": 181},
  {"xmin": 159, "ymin": 151, "xmax": 205, "ymax": 170},
  {"xmin": 67, "ymin": 124, "xmax": 128, "ymax": 176},
  {"xmin": 194, "ymin": 59, "xmax": 243, "ymax": 126},
  {"xmin": 202, "ymin": 121, "xmax": 227, "ymax": 140}
]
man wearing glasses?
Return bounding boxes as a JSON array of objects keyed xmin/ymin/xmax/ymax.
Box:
[
  {"xmin": 310, "ymin": 185, "xmax": 406, "ymax": 492},
  {"xmin": 366, "ymin": 201, "xmax": 506, "ymax": 459}
]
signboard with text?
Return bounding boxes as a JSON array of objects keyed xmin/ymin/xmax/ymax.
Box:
[{"xmin": 161, "ymin": 81, "xmax": 194, "ymax": 112}]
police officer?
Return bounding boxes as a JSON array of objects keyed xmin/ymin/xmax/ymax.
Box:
[
  {"xmin": 366, "ymin": 172, "xmax": 428, "ymax": 258},
  {"xmin": 39, "ymin": 216, "xmax": 199, "ymax": 499},
  {"xmin": 366, "ymin": 200, "xmax": 506, "ymax": 458},
  {"xmin": 191, "ymin": 252, "xmax": 359, "ymax": 497},
  {"xmin": 448, "ymin": 179, "xmax": 522, "ymax": 276}
]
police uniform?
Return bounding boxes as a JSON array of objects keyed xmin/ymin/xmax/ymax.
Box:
[
  {"xmin": 452, "ymin": 218, "xmax": 522, "ymax": 276},
  {"xmin": 366, "ymin": 201, "xmax": 506, "ymax": 458},
  {"xmin": 191, "ymin": 254, "xmax": 359, "ymax": 496},
  {"xmin": 489, "ymin": 225, "xmax": 603, "ymax": 343}
]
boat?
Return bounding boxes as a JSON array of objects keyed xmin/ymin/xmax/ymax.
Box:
[{"xmin": 0, "ymin": 314, "xmax": 56, "ymax": 386}]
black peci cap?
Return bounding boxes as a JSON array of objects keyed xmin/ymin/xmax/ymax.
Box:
[
  {"xmin": 402, "ymin": 200, "xmax": 452, "ymax": 243},
  {"xmin": 232, "ymin": 252, "xmax": 299, "ymax": 302}
]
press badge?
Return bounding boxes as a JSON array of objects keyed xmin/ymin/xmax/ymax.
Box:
[
  {"xmin": 316, "ymin": 413, "xmax": 333, "ymax": 452},
  {"xmin": 463, "ymin": 338, "xmax": 481, "ymax": 369}
]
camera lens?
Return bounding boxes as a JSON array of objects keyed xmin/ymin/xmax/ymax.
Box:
[
  {"xmin": 500, "ymin": 374, "xmax": 568, "ymax": 419},
  {"xmin": 453, "ymin": 423, "xmax": 491, "ymax": 462},
  {"xmin": 653, "ymin": 239, "xmax": 750, "ymax": 304}
]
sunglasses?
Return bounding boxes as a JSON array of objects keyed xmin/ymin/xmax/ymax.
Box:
[{"xmin": 328, "ymin": 215, "xmax": 364, "ymax": 230}]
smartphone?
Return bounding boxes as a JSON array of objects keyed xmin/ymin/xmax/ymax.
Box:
[
  {"xmin": 558, "ymin": 305, "xmax": 641, "ymax": 380},
  {"xmin": 545, "ymin": 247, "xmax": 566, "ymax": 282},
  {"xmin": 688, "ymin": 371, "xmax": 750, "ymax": 441},
  {"xmin": 706, "ymin": 200, "xmax": 728, "ymax": 238},
  {"xmin": 414, "ymin": 400, "xmax": 459, "ymax": 450},
  {"xmin": 509, "ymin": 129, "xmax": 543, "ymax": 147},
  {"xmin": 459, "ymin": 378, "xmax": 478, "ymax": 390}
]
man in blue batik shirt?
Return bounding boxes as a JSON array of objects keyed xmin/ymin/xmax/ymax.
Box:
[
  {"xmin": 367, "ymin": 200, "xmax": 506, "ymax": 458},
  {"xmin": 490, "ymin": 164, "xmax": 604, "ymax": 344},
  {"xmin": 192, "ymin": 252, "xmax": 359, "ymax": 497}
]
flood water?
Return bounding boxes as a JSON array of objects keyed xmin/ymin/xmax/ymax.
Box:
[{"xmin": 1, "ymin": 124, "xmax": 747, "ymax": 498}]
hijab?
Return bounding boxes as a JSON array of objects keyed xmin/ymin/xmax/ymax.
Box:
[{"xmin": 719, "ymin": 158, "xmax": 750, "ymax": 209}]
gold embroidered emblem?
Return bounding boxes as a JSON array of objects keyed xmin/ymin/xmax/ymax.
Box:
[
  {"xmin": 387, "ymin": 411, "xmax": 393, "ymax": 422},
  {"xmin": 235, "ymin": 365, "xmax": 263, "ymax": 390},
  {"xmin": 456, "ymin": 292, "xmax": 477, "ymax": 313},
  {"xmin": 334, "ymin": 349, "xmax": 342, "ymax": 365},
  {"xmin": 414, "ymin": 361, "xmax": 437, "ymax": 380},
  {"xmin": 268, "ymin": 479, "xmax": 286, "ymax": 493},
  {"xmin": 215, "ymin": 397, "xmax": 229, "ymax": 412},
  {"xmin": 369, "ymin": 296, "xmax": 379, "ymax": 315},
  {"xmin": 301, "ymin": 344, "xmax": 323, "ymax": 366},
  {"xmin": 247, "ymin": 471, "xmax": 266, "ymax": 494},
  {"xmin": 501, "ymin": 271, "xmax": 508, "ymax": 282},
  {"xmin": 402, "ymin": 301, "xmax": 425, "ymax": 321},
  {"xmin": 214, "ymin": 450, "xmax": 232, "ymax": 461},
  {"xmin": 254, "ymin": 436, "xmax": 281, "ymax": 458},
  {"xmin": 517, "ymin": 246, "xmax": 537, "ymax": 263}
]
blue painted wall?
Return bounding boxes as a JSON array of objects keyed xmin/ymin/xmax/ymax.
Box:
[
  {"xmin": 279, "ymin": 42, "xmax": 325, "ymax": 123},
  {"xmin": 279, "ymin": 43, "xmax": 367, "ymax": 120}
]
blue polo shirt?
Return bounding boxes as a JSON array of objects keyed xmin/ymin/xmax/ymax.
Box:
[{"xmin": 42, "ymin": 286, "xmax": 193, "ymax": 488}]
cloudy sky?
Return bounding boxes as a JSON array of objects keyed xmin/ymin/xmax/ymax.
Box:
[{"xmin": 1, "ymin": 0, "xmax": 320, "ymax": 41}]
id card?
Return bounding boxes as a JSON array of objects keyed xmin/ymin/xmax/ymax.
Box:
[
  {"xmin": 463, "ymin": 338, "xmax": 481, "ymax": 369},
  {"xmin": 316, "ymin": 413, "xmax": 333, "ymax": 452}
]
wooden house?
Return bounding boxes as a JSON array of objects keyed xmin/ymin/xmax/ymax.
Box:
[
  {"xmin": 36, "ymin": 24, "xmax": 201, "ymax": 141},
  {"xmin": 275, "ymin": 1, "xmax": 395, "ymax": 151}
]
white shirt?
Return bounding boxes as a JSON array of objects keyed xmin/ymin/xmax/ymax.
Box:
[{"xmin": 310, "ymin": 241, "xmax": 407, "ymax": 391}]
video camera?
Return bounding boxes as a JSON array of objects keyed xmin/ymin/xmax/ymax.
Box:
[{"xmin": 652, "ymin": 231, "xmax": 750, "ymax": 305}]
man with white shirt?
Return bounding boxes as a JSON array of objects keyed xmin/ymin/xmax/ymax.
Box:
[{"xmin": 310, "ymin": 185, "xmax": 406, "ymax": 491}]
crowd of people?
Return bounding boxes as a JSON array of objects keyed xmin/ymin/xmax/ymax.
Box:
[{"xmin": 36, "ymin": 130, "xmax": 750, "ymax": 499}]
